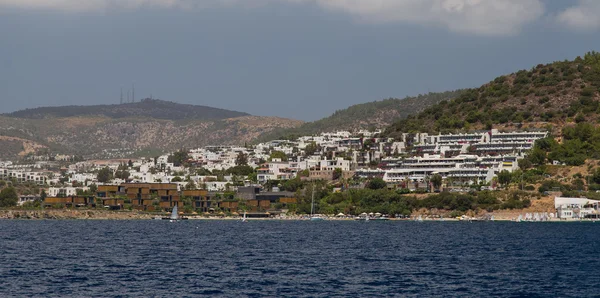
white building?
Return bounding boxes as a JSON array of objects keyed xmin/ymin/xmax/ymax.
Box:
[
  {"xmin": 0, "ymin": 169, "xmax": 49, "ymax": 185},
  {"xmin": 48, "ymin": 187, "xmax": 90, "ymax": 197},
  {"xmin": 555, "ymin": 197, "xmax": 600, "ymax": 219},
  {"xmin": 413, "ymin": 129, "xmax": 548, "ymax": 155},
  {"xmin": 381, "ymin": 154, "xmax": 519, "ymax": 184}
]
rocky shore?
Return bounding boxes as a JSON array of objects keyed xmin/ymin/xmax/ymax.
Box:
[{"xmin": 0, "ymin": 209, "xmax": 153, "ymax": 220}]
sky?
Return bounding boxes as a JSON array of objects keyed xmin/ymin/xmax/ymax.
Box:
[{"xmin": 2, "ymin": 1, "xmax": 600, "ymax": 121}]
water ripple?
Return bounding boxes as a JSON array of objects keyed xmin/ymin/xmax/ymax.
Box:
[{"xmin": 0, "ymin": 220, "xmax": 598, "ymax": 297}]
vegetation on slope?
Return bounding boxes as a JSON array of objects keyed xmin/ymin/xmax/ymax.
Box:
[
  {"xmin": 5, "ymin": 98, "xmax": 249, "ymax": 120},
  {"xmin": 259, "ymin": 90, "xmax": 462, "ymax": 141},
  {"xmin": 385, "ymin": 51, "xmax": 600, "ymax": 137},
  {"xmin": 0, "ymin": 115, "xmax": 302, "ymax": 159},
  {"xmin": 518, "ymin": 122, "xmax": 600, "ymax": 166}
]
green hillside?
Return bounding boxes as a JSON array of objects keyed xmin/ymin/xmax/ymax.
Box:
[
  {"xmin": 259, "ymin": 90, "xmax": 462, "ymax": 141},
  {"xmin": 382, "ymin": 52, "xmax": 600, "ymax": 168},
  {"xmin": 385, "ymin": 52, "xmax": 600, "ymax": 137}
]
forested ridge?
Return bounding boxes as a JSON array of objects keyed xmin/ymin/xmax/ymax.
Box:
[
  {"xmin": 385, "ymin": 52, "xmax": 600, "ymax": 137},
  {"xmin": 258, "ymin": 90, "xmax": 462, "ymax": 141}
]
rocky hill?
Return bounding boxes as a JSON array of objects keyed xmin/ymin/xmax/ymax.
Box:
[
  {"xmin": 258, "ymin": 90, "xmax": 462, "ymax": 141},
  {"xmin": 5, "ymin": 98, "xmax": 249, "ymax": 120},
  {"xmin": 384, "ymin": 52, "xmax": 600, "ymax": 138},
  {"xmin": 0, "ymin": 100, "xmax": 302, "ymax": 159}
]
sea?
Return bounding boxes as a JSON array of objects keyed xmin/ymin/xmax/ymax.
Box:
[{"xmin": 0, "ymin": 220, "xmax": 598, "ymax": 297}]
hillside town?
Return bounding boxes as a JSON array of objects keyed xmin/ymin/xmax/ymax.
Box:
[{"xmin": 9, "ymin": 128, "xmax": 593, "ymax": 219}]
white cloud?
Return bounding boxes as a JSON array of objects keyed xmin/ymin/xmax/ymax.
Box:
[
  {"xmin": 557, "ymin": 0, "xmax": 600, "ymax": 31},
  {"xmin": 0, "ymin": 0, "xmax": 545, "ymax": 36},
  {"xmin": 311, "ymin": 0, "xmax": 545, "ymax": 36}
]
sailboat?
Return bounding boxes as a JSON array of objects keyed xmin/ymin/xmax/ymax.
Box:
[
  {"xmin": 241, "ymin": 210, "xmax": 247, "ymax": 222},
  {"xmin": 169, "ymin": 205, "xmax": 179, "ymax": 222},
  {"xmin": 163, "ymin": 204, "xmax": 187, "ymax": 221},
  {"xmin": 310, "ymin": 185, "xmax": 324, "ymax": 221}
]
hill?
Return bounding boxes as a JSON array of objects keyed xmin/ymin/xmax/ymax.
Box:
[
  {"xmin": 258, "ymin": 90, "xmax": 462, "ymax": 141},
  {"xmin": 384, "ymin": 52, "xmax": 600, "ymax": 137},
  {"xmin": 0, "ymin": 100, "xmax": 302, "ymax": 159},
  {"xmin": 5, "ymin": 98, "xmax": 249, "ymax": 120}
]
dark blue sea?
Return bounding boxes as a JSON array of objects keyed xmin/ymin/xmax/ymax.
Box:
[{"xmin": 0, "ymin": 220, "xmax": 598, "ymax": 297}]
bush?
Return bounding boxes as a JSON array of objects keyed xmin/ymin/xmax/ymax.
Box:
[
  {"xmin": 367, "ymin": 178, "xmax": 387, "ymax": 190},
  {"xmin": 581, "ymin": 87, "xmax": 596, "ymax": 97}
]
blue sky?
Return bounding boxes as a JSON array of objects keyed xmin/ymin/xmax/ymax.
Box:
[{"xmin": 1, "ymin": 0, "xmax": 600, "ymax": 121}]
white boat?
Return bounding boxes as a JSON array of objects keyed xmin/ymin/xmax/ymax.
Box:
[
  {"xmin": 416, "ymin": 215, "xmax": 423, "ymax": 222},
  {"xmin": 241, "ymin": 210, "xmax": 247, "ymax": 222},
  {"xmin": 164, "ymin": 205, "xmax": 187, "ymax": 221},
  {"xmin": 169, "ymin": 205, "xmax": 179, "ymax": 222}
]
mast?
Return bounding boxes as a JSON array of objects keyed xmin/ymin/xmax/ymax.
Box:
[{"xmin": 311, "ymin": 184, "xmax": 315, "ymax": 216}]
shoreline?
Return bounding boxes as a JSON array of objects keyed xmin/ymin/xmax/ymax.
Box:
[{"xmin": 0, "ymin": 209, "xmax": 595, "ymax": 222}]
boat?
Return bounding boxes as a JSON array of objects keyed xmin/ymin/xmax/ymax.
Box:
[
  {"xmin": 416, "ymin": 215, "xmax": 423, "ymax": 222},
  {"xmin": 310, "ymin": 185, "xmax": 325, "ymax": 221},
  {"xmin": 163, "ymin": 205, "xmax": 187, "ymax": 221},
  {"xmin": 241, "ymin": 210, "xmax": 247, "ymax": 222},
  {"xmin": 374, "ymin": 216, "xmax": 390, "ymax": 221},
  {"xmin": 169, "ymin": 205, "xmax": 179, "ymax": 222}
]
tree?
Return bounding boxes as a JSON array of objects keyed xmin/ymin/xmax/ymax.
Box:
[
  {"xmin": 114, "ymin": 170, "xmax": 130, "ymax": 180},
  {"xmin": 518, "ymin": 158, "xmax": 533, "ymax": 170},
  {"xmin": 196, "ymin": 168, "xmax": 212, "ymax": 176},
  {"xmin": 248, "ymin": 172, "xmax": 257, "ymax": 183},
  {"xmin": 304, "ymin": 142, "xmax": 318, "ymax": 156},
  {"xmin": 0, "ymin": 187, "xmax": 18, "ymax": 207},
  {"xmin": 333, "ymin": 168, "xmax": 343, "ymax": 180},
  {"xmin": 269, "ymin": 151, "xmax": 288, "ymax": 162},
  {"xmin": 430, "ymin": 174, "xmax": 443, "ymax": 191},
  {"xmin": 227, "ymin": 165, "xmax": 254, "ymax": 176},
  {"xmin": 498, "ymin": 170, "xmax": 512, "ymax": 188},
  {"xmin": 363, "ymin": 139, "xmax": 375, "ymax": 150},
  {"xmin": 171, "ymin": 176, "xmax": 183, "ymax": 182},
  {"xmin": 168, "ymin": 150, "xmax": 190, "ymax": 167},
  {"xmin": 40, "ymin": 189, "xmax": 47, "ymax": 202},
  {"xmin": 185, "ymin": 180, "xmax": 197, "ymax": 190},
  {"xmin": 528, "ymin": 147, "xmax": 547, "ymax": 166},
  {"xmin": 88, "ymin": 184, "xmax": 98, "ymax": 194},
  {"xmin": 97, "ymin": 167, "xmax": 112, "ymax": 183},
  {"xmin": 367, "ymin": 177, "xmax": 387, "ymax": 190},
  {"xmin": 235, "ymin": 152, "xmax": 248, "ymax": 166}
]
